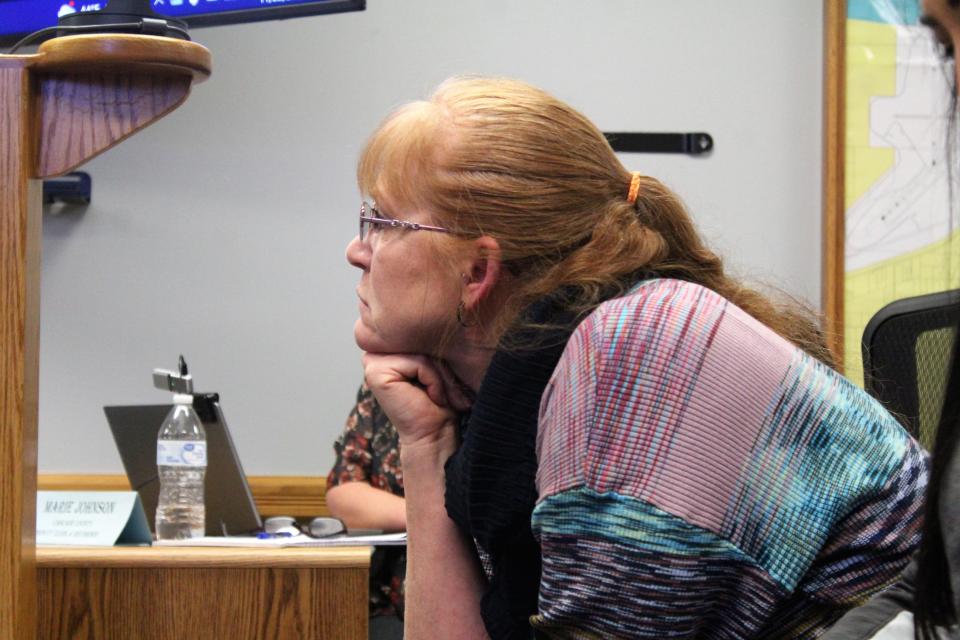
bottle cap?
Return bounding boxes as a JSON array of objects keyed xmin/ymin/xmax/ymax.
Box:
[{"xmin": 172, "ymin": 393, "xmax": 194, "ymax": 405}]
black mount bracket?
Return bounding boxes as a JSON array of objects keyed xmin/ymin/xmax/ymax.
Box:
[
  {"xmin": 603, "ymin": 132, "xmax": 714, "ymax": 156},
  {"xmin": 43, "ymin": 171, "xmax": 92, "ymax": 205}
]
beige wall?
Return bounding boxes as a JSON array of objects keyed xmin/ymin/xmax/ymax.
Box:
[{"xmin": 37, "ymin": 0, "xmax": 823, "ymax": 475}]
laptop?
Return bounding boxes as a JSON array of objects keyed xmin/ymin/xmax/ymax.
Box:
[{"xmin": 105, "ymin": 393, "xmax": 263, "ymax": 536}]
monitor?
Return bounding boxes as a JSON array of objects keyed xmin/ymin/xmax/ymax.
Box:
[
  {"xmin": 104, "ymin": 392, "xmax": 263, "ymax": 536},
  {"xmin": 0, "ymin": 0, "xmax": 365, "ymax": 46}
]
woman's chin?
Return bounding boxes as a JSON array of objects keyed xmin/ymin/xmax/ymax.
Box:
[
  {"xmin": 353, "ymin": 323, "xmax": 375, "ymax": 350},
  {"xmin": 353, "ymin": 320, "xmax": 394, "ymax": 354}
]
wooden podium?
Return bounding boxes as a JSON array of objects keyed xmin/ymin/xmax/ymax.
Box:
[
  {"xmin": 0, "ymin": 34, "xmax": 211, "ymax": 639},
  {"xmin": 36, "ymin": 545, "xmax": 370, "ymax": 639}
]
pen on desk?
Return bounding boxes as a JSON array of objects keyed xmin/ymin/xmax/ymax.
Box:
[{"xmin": 256, "ymin": 531, "xmax": 295, "ymax": 539}]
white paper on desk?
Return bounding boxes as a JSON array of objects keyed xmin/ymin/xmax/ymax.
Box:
[{"xmin": 154, "ymin": 532, "xmax": 407, "ymax": 548}]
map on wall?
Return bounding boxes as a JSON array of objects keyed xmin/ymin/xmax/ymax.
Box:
[{"xmin": 844, "ymin": 0, "xmax": 960, "ymax": 384}]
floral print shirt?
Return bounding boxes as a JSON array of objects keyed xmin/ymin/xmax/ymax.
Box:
[{"xmin": 327, "ymin": 383, "xmax": 405, "ymax": 618}]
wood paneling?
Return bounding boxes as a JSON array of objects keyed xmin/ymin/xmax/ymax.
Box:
[
  {"xmin": 823, "ymin": 0, "xmax": 846, "ymax": 369},
  {"xmin": 37, "ymin": 546, "xmax": 369, "ymax": 640},
  {"xmin": 29, "ymin": 35, "xmax": 209, "ymax": 177},
  {"xmin": 247, "ymin": 475, "xmax": 329, "ymax": 517},
  {"xmin": 39, "ymin": 474, "xmax": 330, "ymax": 517},
  {"xmin": 29, "ymin": 33, "xmax": 212, "ymax": 81},
  {"xmin": 0, "ymin": 62, "xmax": 41, "ymax": 640},
  {"xmin": 1, "ymin": 34, "xmax": 210, "ymax": 638},
  {"xmin": 36, "ymin": 73, "xmax": 193, "ymax": 177},
  {"xmin": 36, "ymin": 545, "xmax": 368, "ymax": 570}
]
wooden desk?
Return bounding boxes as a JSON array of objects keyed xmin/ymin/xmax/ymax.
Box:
[{"xmin": 37, "ymin": 545, "xmax": 370, "ymax": 640}]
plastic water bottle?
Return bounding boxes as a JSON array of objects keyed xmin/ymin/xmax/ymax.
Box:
[{"xmin": 155, "ymin": 393, "xmax": 207, "ymax": 539}]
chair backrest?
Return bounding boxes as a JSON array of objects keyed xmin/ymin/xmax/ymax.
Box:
[{"xmin": 862, "ymin": 289, "xmax": 960, "ymax": 449}]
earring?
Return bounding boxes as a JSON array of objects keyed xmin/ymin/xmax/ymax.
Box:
[{"xmin": 456, "ymin": 301, "xmax": 477, "ymax": 328}]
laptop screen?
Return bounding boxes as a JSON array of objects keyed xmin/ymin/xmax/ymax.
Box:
[{"xmin": 104, "ymin": 394, "xmax": 262, "ymax": 536}]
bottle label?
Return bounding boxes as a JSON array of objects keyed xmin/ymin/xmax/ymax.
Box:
[{"xmin": 157, "ymin": 440, "xmax": 207, "ymax": 467}]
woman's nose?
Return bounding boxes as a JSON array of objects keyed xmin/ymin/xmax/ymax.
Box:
[{"xmin": 345, "ymin": 234, "xmax": 370, "ymax": 270}]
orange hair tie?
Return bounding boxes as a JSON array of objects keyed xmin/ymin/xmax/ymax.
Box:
[{"xmin": 627, "ymin": 171, "xmax": 642, "ymax": 205}]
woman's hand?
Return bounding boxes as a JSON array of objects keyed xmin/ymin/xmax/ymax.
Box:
[
  {"xmin": 361, "ymin": 353, "xmax": 471, "ymax": 448},
  {"xmin": 363, "ymin": 352, "xmax": 489, "ymax": 640}
]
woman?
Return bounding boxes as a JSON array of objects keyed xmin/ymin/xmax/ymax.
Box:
[
  {"xmin": 326, "ymin": 382, "xmax": 407, "ymax": 639},
  {"xmin": 346, "ymin": 76, "xmax": 928, "ymax": 639},
  {"xmin": 912, "ymin": 3, "xmax": 960, "ymax": 633},
  {"xmin": 821, "ymin": 1, "xmax": 960, "ymax": 638}
]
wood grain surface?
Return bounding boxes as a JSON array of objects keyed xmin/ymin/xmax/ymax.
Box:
[
  {"xmin": 822, "ymin": 0, "xmax": 846, "ymax": 369},
  {"xmin": 39, "ymin": 474, "xmax": 330, "ymax": 517},
  {"xmin": 38, "ymin": 546, "xmax": 369, "ymax": 639},
  {"xmin": 1, "ymin": 34, "xmax": 211, "ymax": 638},
  {"xmin": 29, "ymin": 34, "xmax": 212, "ymax": 81},
  {"xmin": 36, "ymin": 72, "xmax": 193, "ymax": 177},
  {"xmin": 0, "ymin": 64, "xmax": 42, "ymax": 640},
  {"xmin": 36, "ymin": 545, "xmax": 371, "ymax": 569}
]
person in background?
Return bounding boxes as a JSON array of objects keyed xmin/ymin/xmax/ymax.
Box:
[
  {"xmin": 822, "ymin": 1, "xmax": 960, "ymax": 638},
  {"xmin": 346, "ymin": 75, "xmax": 928, "ymax": 639},
  {"xmin": 326, "ymin": 382, "xmax": 406, "ymax": 640}
]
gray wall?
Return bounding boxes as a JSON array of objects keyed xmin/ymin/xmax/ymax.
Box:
[{"xmin": 37, "ymin": 0, "xmax": 824, "ymax": 476}]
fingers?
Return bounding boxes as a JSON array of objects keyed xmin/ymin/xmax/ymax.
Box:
[
  {"xmin": 362, "ymin": 353, "xmax": 474, "ymax": 412},
  {"xmin": 361, "ymin": 353, "xmax": 465, "ymax": 447},
  {"xmin": 363, "ymin": 353, "xmax": 449, "ymax": 407},
  {"xmin": 362, "ymin": 352, "xmax": 448, "ymax": 407},
  {"xmin": 417, "ymin": 359, "xmax": 449, "ymax": 408},
  {"xmin": 432, "ymin": 358, "xmax": 474, "ymax": 413}
]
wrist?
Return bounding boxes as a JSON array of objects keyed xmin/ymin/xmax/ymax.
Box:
[{"xmin": 400, "ymin": 422, "xmax": 459, "ymax": 467}]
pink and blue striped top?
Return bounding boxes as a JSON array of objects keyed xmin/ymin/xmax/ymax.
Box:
[{"xmin": 532, "ymin": 278, "xmax": 927, "ymax": 638}]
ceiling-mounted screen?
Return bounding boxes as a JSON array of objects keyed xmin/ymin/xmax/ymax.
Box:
[{"xmin": 0, "ymin": 0, "xmax": 365, "ymax": 46}]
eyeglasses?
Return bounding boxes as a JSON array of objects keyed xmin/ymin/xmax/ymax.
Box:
[
  {"xmin": 261, "ymin": 515, "xmax": 346, "ymax": 539},
  {"xmin": 359, "ymin": 200, "xmax": 452, "ymax": 245}
]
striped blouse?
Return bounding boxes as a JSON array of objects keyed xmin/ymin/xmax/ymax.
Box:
[{"xmin": 532, "ymin": 278, "xmax": 928, "ymax": 638}]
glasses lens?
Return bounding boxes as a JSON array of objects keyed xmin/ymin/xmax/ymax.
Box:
[
  {"xmin": 359, "ymin": 202, "xmax": 368, "ymax": 242},
  {"xmin": 308, "ymin": 517, "xmax": 346, "ymax": 538},
  {"xmin": 263, "ymin": 516, "xmax": 302, "ymax": 536},
  {"xmin": 359, "ymin": 202, "xmax": 381, "ymax": 244}
]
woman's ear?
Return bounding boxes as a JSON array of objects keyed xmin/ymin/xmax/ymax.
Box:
[{"xmin": 461, "ymin": 236, "xmax": 502, "ymax": 309}]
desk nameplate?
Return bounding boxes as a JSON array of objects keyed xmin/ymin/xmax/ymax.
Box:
[{"xmin": 36, "ymin": 491, "xmax": 151, "ymax": 546}]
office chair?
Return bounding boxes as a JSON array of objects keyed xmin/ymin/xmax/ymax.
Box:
[{"xmin": 862, "ymin": 289, "xmax": 960, "ymax": 450}]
